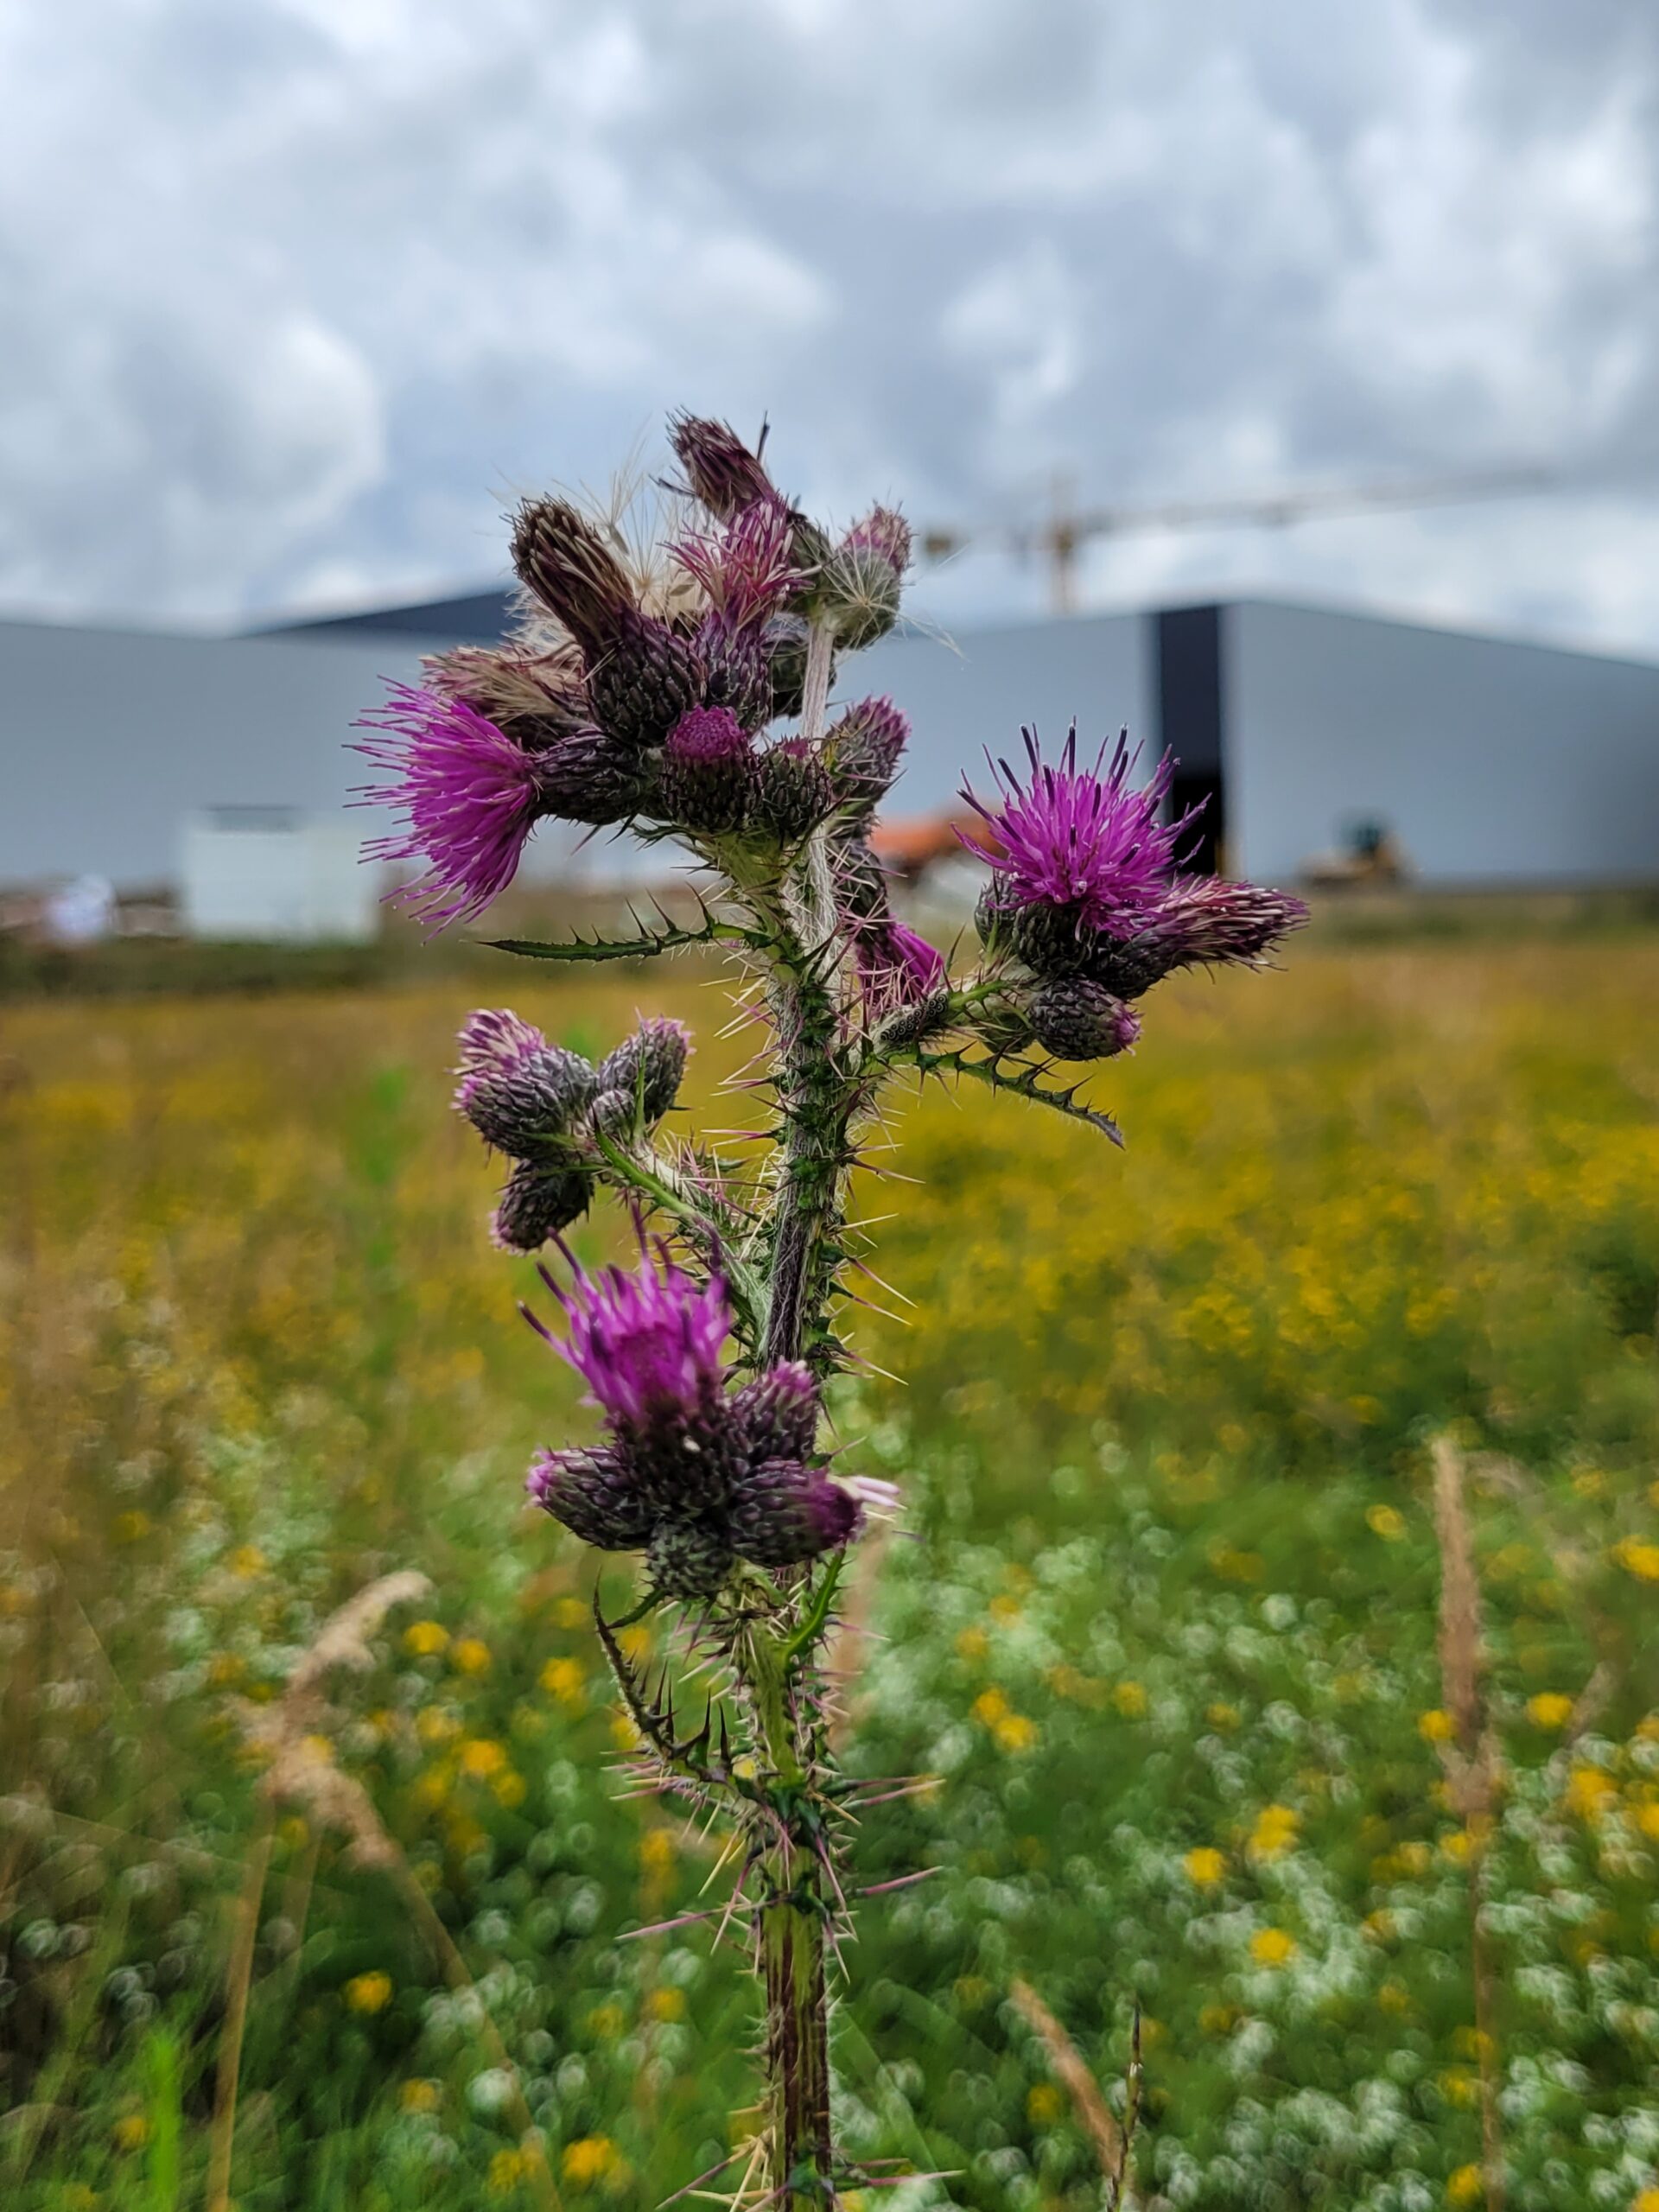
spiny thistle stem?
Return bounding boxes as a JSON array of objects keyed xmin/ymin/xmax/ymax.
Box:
[
  {"xmin": 798, "ymin": 618, "xmax": 835, "ymax": 751},
  {"xmin": 746, "ymin": 1624, "xmax": 835, "ymax": 2205},
  {"xmin": 356, "ymin": 410, "xmax": 1306, "ymax": 2205}
]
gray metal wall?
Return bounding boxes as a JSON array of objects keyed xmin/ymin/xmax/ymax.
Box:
[
  {"xmin": 0, "ymin": 621, "xmax": 428, "ymax": 887},
  {"xmin": 0, "ymin": 620, "xmax": 596, "ymax": 891},
  {"xmin": 1227, "ymin": 600, "xmax": 1659, "ymax": 886},
  {"xmin": 855, "ymin": 609, "xmax": 1152, "ymax": 815}
]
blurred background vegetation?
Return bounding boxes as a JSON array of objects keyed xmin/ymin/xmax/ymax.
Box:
[{"xmin": 3, "ymin": 914, "xmax": 1658, "ymax": 2209}]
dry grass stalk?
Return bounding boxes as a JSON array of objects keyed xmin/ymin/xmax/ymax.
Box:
[
  {"xmin": 1469, "ymin": 1452, "xmax": 1620, "ymax": 1744},
  {"xmin": 206, "ymin": 1802, "xmax": 274, "ymax": 2212},
  {"xmin": 823, "ymin": 1516, "xmax": 890, "ymax": 1753},
  {"xmin": 1009, "ymin": 1977, "xmax": 1138, "ymax": 2206},
  {"xmin": 1429, "ymin": 1435, "xmax": 1505, "ymax": 2212}
]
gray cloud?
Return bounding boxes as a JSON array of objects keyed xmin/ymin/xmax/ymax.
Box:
[{"xmin": 3, "ymin": 0, "xmax": 1658, "ymax": 650}]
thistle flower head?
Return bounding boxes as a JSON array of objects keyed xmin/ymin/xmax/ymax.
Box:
[
  {"xmin": 453, "ymin": 1007, "xmax": 596, "ymax": 1154},
  {"xmin": 525, "ymin": 1444, "xmax": 655, "ymax": 1549},
  {"xmin": 658, "ymin": 707, "xmax": 758, "ymax": 834},
  {"xmin": 664, "ymin": 705, "xmax": 750, "ymax": 766},
  {"xmin": 753, "ymin": 738, "xmax": 835, "ymax": 843},
  {"xmin": 422, "ymin": 641, "xmax": 588, "ymax": 741},
  {"xmin": 353, "ymin": 683, "xmax": 545, "ymax": 927},
  {"xmin": 733, "ymin": 1360, "xmax": 819, "ymax": 1464},
  {"xmin": 960, "ymin": 726, "xmax": 1190, "ymax": 938},
  {"xmin": 510, "ymin": 497, "xmax": 636, "ymax": 652},
  {"xmin": 547, "ymin": 1251, "xmax": 732, "ymax": 1433}
]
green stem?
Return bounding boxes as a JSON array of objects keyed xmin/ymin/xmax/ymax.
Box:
[
  {"xmin": 586, "ymin": 1128, "xmax": 766, "ymax": 1338},
  {"xmin": 747, "ymin": 1624, "xmax": 835, "ymax": 2205}
]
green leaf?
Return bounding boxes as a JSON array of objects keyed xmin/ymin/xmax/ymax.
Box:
[
  {"xmin": 913, "ymin": 1044, "xmax": 1124, "ymax": 1146},
  {"xmin": 486, "ymin": 905, "xmax": 759, "ymax": 964}
]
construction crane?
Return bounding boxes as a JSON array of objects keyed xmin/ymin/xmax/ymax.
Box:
[{"xmin": 919, "ymin": 457, "xmax": 1656, "ymax": 615}]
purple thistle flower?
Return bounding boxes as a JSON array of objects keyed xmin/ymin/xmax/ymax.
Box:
[
  {"xmin": 658, "ymin": 708, "xmax": 758, "ymax": 832},
  {"xmin": 452, "ymin": 1007, "xmax": 597, "ymax": 1156},
  {"xmin": 959, "ymin": 726, "xmax": 1193, "ymax": 939},
  {"xmin": 353, "ymin": 683, "xmax": 545, "ymax": 927},
  {"xmin": 543, "ymin": 1250, "xmax": 732, "ymax": 1433}
]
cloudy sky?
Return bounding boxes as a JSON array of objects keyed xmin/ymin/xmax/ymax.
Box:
[{"xmin": 3, "ymin": 0, "xmax": 1658, "ymax": 648}]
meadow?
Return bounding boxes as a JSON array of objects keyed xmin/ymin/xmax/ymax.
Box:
[{"xmin": 3, "ymin": 925, "xmax": 1658, "ymax": 2210}]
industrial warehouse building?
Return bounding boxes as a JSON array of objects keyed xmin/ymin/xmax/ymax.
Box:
[{"xmin": 3, "ymin": 588, "xmax": 1657, "ymax": 928}]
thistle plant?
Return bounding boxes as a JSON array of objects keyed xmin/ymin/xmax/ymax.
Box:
[{"xmin": 355, "ymin": 413, "xmax": 1306, "ymax": 2204}]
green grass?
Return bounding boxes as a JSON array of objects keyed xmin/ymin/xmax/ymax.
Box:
[{"xmin": 2, "ymin": 934, "xmax": 1657, "ymax": 2209}]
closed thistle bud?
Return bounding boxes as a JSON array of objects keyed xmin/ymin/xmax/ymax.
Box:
[
  {"xmin": 823, "ymin": 696, "xmax": 909, "ymax": 818},
  {"xmin": 647, "ymin": 1515, "xmax": 735, "ymax": 1600},
  {"xmin": 753, "ymin": 738, "xmax": 834, "ymax": 844},
  {"xmin": 533, "ymin": 724, "xmax": 653, "ymax": 827},
  {"xmin": 459, "ymin": 1057, "xmax": 595, "ymax": 1154},
  {"xmin": 525, "ymin": 1446, "xmax": 655, "ymax": 1550},
  {"xmin": 726, "ymin": 1462, "xmax": 861, "ymax": 1569},
  {"xmin": 696, "ymin": 620, "xmax": 772, "ymax": 731},
  {"xmin": 814, "ymin": 542, "xmax": 902, "ymax": 650},
  {"xmin": 668, "ymin": 412, "xmax": 776, "ymax": 518},
  {"xmin": 1077, "ymin": 936, "xmax": 1179, "ymax": 1000},
  {"xmin": 594, "ymin": 1016, "xmax": 691, "ymax": 1128},
  {"xmin": 454, "ymin": 1010, "xmax": 596, "ymax": 1152},
  {"xmin": 586, "ymin": 607, "xmax": 705, "ymax": 753},
  {"xmin": 733, "ymin": 1360, "xmax": 820, "ymax": 1464},
  {"xmin": 844, "ymin": 505, "xmax": 912, "ymax": 576},
  {"xmin": 655, "ymin": 707, "xmax": 758, "ymax": 834},
  {"xmin": 490, "ymin": 1160, "xmax": 592, "ymax": 1250},
  {"xmin": 1025, "ymin": 976, "xmax": 1141, "ymax": 1063}
]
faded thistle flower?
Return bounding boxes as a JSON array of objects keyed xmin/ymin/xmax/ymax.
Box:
[
  {"xmin": 524, "ymin": 1251, "xmax": 866, "ymax": 1599},
  {"xmin": 452, "ymin": 1009, "xmax": 690, "ymax": 1249},
  {"xmin": 511, "ymin": 496, "xmax": 703, "ymax": 753}
]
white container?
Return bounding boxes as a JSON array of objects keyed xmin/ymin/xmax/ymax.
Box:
[{"xmin": 180, "ymin": 809, "xmax": 380, "ymax": 942}]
